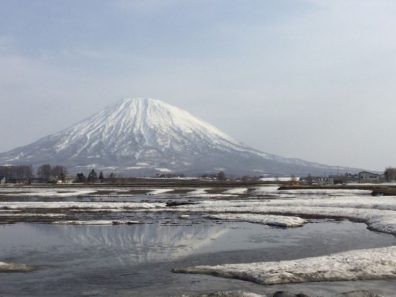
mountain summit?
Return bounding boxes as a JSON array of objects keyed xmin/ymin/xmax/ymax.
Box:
[{"xmin": 0, "ymin": 98, "xmax": 353, "ymax": 176}]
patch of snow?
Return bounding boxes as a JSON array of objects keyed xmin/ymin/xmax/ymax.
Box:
[
  {"xmin": 53, "ymin": 220, "xmax": 142, "ymax": 225},
  {"xmin": 185, "ymin": 189, "xmax": 235, "ymax": 198},
  {"xmin": 347, "ymin": 183, "xmax": 396, "ymax": 186},
  {"xmin": 147, "ymin": 188, "xmax": 174, "ymax": 195},
  {"xmin": 0, "ymin": 201, "xmax": 166, "ymax": 210},
  {"xmin": 162, "ymin": 196, "xmax": 396, "ymax": 236},
  {"xmin": 187, "ymin": 188, "xmax": 208, "ymax": 195},
  {"xmin": 260, "ymin": 177, "xmax": 300, "ymax": 182},
  {"xmin": 180, "ymin": 291, "xmax": 266, "ymax": 297},
  {"xmin": 0, "ymin": 188, "xmax": 97, "ymax": 197},
  {"xmin": 279, "ymin": 189, "xmax": 372, "ymax": 196},
  {"xmin": 0, "ymin": 213, "xmax": 66, "ymax": 217},
  {"xmin": 0, "ymin": 261, "xmax": 33, "ymax": 272},
  {"xmin": 206, "ymin": 214, "xmax": 306, "ymax": 227},
  {"xmin": 223, "ymin": 188, "xmax": 248, "ymax": 195},
  {"xmin": 257, "ymin": 196, "xmax": 396, "ymax": 211},
  {"xmin": 174, "ymin": 246, "xmax": 396, "ymax": 285},
  {"xmin": 249, "ymin": 186, "xmax": 280, "ymax": 194}
]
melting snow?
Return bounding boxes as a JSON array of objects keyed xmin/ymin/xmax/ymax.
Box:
[
  {"xmin": 279, "ymin": 189, "xmax": 372, "ymax": 196},
  {"xmin": 223, "ymin": 188, "xmax": 248, "ymax": 195},
  {"xmin": 1, "ymin": 201, "xmax": 166, "ymax": 210},
  {"xmin": 206, "ymin": 214, "xmax": 306, "ymax": 227},
  {"xmin": 260, "ymin": 177, "xmax": 299, "ymax": 182},
  {"xmin": 0, "ymin": 213, "xmax": 66, "ymax": 217},
  {"xmin": 0, "ymin": 188, "xmax": 97, "ymax": 197},
  {"xmin": 187, "ymin": 188, "xmax": 208, "ymax": 195},
  {"xmin": 181, "ymin": 291, "xmax": 266, "ymax": 297},
  {"xmin": 174, "ymin": 246, "xmax": 396, "ymax": 285},
  {"xmin": 53, "ymin": 220, "xmax": 142, "ymax": 225},
  {"xmin": 147, "ymin": 188, "xmax": 174, "ymax": 195},
  {"xmin": 172, "ymin": 191, "xmax": 396, "ymax": 285},
  {"xmin": 0, "ymin": 261, "xmax": 33, "ymax": 272}
]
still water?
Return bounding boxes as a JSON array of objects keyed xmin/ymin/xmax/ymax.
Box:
[{"xmin": 1, "ymin": 220, "xmax": 395, "ymax": 297}]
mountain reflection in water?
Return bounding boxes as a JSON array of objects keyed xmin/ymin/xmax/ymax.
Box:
[{"xmin": 27, "ymin": 223, "xmax": 227, "ymax": 265}]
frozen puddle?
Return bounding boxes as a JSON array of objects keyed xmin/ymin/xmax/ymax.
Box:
[
  {"xmin": 174, "ymin": 246, "xmax": 396, "ymax": 285},
  {"xmin": 206, "ymin": 214, "xmax": 307, "ymax": 227}
]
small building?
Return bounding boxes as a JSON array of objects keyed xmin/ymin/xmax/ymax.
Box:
[
  {"xmin": 327, "ymin": 173, "xmax": 359, "ymax": 185},
  {"xmin": 0, "ymin": 176, "xmax": 5, "ymax": 185},
  {"xmin": 358, "ymin": 171, "xmax": 383, "ymax": 183}
]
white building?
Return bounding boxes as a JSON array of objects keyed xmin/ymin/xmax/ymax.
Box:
[{"xmin": 358, "ymin": 171, "xmax": 383, "ymax": 183}]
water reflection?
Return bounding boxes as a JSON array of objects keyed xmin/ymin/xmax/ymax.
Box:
[
  {"xmin": 1, "ymin": 221, "xmax": 396, "ymax": 297},
  {"xmin": 1, "ymin": 223, "xmax": 227, "ymax": 266}
]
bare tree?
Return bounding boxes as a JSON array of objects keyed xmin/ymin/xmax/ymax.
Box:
[
  {"xmin": 384, "ymin": 168, "xmax": 396, "ymax": 182},
  {"xmin": 216, "ymin": 171, "xmax": 226, "ymax": 181},
  {"xmin": 0, "ymin": 165, "xmax": 33, "ymax": 180},
  {"xmin": 37, "ymin": 164, "xmax": 52, "ymax": 181},
  {"xmin": 51, "ymin": 165, "xmax": 67, "ymax": 181}
]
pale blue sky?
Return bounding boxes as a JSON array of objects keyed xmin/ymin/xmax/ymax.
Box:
[{"xmin": 1, "ymin": 0, "xmax": 396, "ymax": 170}]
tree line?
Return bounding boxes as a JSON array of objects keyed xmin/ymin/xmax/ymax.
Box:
[
  {"xmin": 0, "ymin": 164, "xmax": 67, "ymax": 182},
  {"xmin": 0, "ymin": 165, "xmax": 33, "ymax": 180}
]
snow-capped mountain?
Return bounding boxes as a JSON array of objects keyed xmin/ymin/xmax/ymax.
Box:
[{"xmin": 0, "ymin": 98, "xmax": 355, "ymax": 176}]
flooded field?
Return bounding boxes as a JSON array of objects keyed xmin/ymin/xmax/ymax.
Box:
[{"xmin": 0, "ymin": 185, "xmax": 395, "ymax": 296}]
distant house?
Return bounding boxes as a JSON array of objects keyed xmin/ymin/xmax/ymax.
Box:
[
  {"xmin": 0, "ymin": 176, "xmax": 5, "ymax": 185},
  {"xmin": 327, "ymin": 173, "xmax": 359, "ymax": 185},
  {"xmin": 358, "ymin": 171, "xmax": 383, "ymax": 183}
]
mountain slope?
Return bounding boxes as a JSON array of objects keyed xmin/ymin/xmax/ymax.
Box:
[{"xmin": 0, "ymin": 98, "xmax": 356, "ymax": 176}]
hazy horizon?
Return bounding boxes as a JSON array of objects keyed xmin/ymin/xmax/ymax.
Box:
[{"xmin": 1, "ymin": 0, "xmax": 396, "ymax": 171}]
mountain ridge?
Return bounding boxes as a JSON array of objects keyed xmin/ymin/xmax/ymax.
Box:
[{"xmin": 0, "ymin": 98, "xmax": 358, "ymax": 176}]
